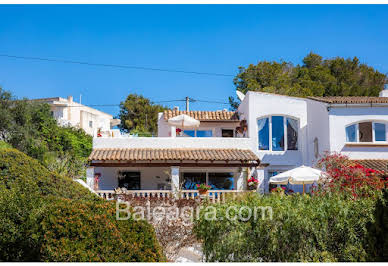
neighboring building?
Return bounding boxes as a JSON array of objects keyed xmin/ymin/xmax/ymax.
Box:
[
  {"xmin": 88, "ymin": 89, "xmax": 388, "ymax": 196},
  {"xmin": 32, "ymin": 96, "xmax": 120, "ymax": 136}
]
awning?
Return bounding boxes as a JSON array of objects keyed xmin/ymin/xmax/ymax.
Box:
[{"xmin": 89, "ymin": 148, "xmax": 260, "ymax": 167}]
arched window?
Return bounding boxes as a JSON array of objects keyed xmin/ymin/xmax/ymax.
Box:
[
  {"xmin": 345, "ymin": 121, "xmax": 387, "ymax": 143},
  {"xmin": 257, "ymin": 116, "xmax": 298, "ymax": 151}
]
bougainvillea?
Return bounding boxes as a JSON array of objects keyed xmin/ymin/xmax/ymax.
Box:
[{"xmin": 316, "ymin": 152, "xmax": 387, "ymax": 199}]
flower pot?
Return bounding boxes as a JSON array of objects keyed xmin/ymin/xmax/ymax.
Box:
[{"xmin": 198, "ymin": 189, "xmax": 208, "ymax": 195}]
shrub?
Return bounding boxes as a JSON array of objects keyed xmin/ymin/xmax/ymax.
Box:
[
  {"xmin": 40, "ymin": 198, "xmax": 164, "ymax": 262},
  {"xmin": 0, "ymin": 148, "xmax": 164, "ymax": 262},
  {"xmin": 194, "ymin": 192, "xmax": 376, "ymax": 262},
  {"xmin": 0, "ymin": 148, "xmax": 96, "ymax": 200},
  {"xmin": 366, "ymin": 189, "xmax": 388, "ymax": 261}
]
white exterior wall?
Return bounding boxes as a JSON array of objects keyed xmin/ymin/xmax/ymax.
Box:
[
  {"xmin": 241, "ymin": 91, "xmax": 308, "ymax": 167},
  {"xmin": 42, "ymin": 97, "xmax": 113, "ymax": 135},
  {"xmin": 305, "ymin": 99, "xmax": 330, "ymax": 166},
  {"xmin": 328, "ymin": 106, "xmax": 388, "ymax": 159},
  {"xmin": 93, "ymin": 136, "xmax": 254, "ymax": 149}
]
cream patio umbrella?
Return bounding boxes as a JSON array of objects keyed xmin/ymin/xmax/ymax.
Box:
[
  {"xmin": 168, "ymin": 114, "xmax": 200, "ymax": 128},
  {"xmin": 269, "ymin": 165, "xmax": 325, "ymax": 194}
]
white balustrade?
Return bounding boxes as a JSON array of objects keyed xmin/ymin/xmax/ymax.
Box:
[{"xmin": 96, "ymin": 189, "xmax": 244, "ymax": 203}]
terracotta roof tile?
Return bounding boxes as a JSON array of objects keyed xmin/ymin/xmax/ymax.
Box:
[
  {"xmin": 309, "ymin": 96, "xmax": 388, "ymax": 104},
  {"xmin": 89, "ymin": 148, "xmax": 259, "ymax": 162},
  {"xmin": 352, "ymin": 159, "xmax": 388, "ymax": 173},
  {"xmin": 163, "ymin": 110, "xmax": 239, "ymax": 121}
]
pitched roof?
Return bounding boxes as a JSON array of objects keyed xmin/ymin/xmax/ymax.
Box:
[
  {"xmin": 163, "ymin": 110, "xmax": 239, "ymax": 122},
  {"xmin": 89, "ymin": 148, "xmax": 259, "ymax": 162},
  {"xmin": 352, "ymin": 159, "xmax": 388, "ymax": 173},
  {"xmin": 308, "ymin": 96, "xmax": 388, "ymax": 104}
]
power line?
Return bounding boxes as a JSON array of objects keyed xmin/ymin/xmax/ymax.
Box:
[
  {"xmin": 64, "ymin": 98, "xmax": 229, "ymax": 107},
  {"xmin": 0, "ymin": 54, "xmax": 235, "ymax": 77}
]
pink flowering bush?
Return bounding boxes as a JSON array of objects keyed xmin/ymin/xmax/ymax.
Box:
[{"xmin": 316, "ymin": 152, "xmax": 387, "ymax": 199}]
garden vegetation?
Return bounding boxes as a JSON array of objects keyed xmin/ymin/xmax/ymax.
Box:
[
  {"xmin": 0, "ymin": 87, "xmax": 92, "ymax": 178},
  {"xmin": 194, "ymin": 153, "xmax": 388, "ymax": 262},
  {"xmin": 0, "ymin": 148, "xmax": 165, "ymax": 262}
]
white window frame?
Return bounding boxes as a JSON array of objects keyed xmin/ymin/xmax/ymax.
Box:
[
  {"xmin": 346, "ymin": 121, "xmax": 388, "ymax": 143},
  {"xmin": 258, "ymin": 116, "xmax": 299, "ymax": 152}
]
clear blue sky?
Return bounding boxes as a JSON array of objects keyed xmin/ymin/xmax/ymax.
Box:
[{"xmin": 0, "ymin": 5, "xmax": 387, "ymax": 116}]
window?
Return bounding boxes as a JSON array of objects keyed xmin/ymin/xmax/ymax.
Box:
[
  {"xmin": 258, "ymin": 118, "xmax": 269, "ymax": 150},
  {"xmin": 375, "ymin": 123, "xmax": 386, "ymax": 141},
  {"xmin": 222, "ymin": 129, "xmax": 234, "ymax": 138},
  {"xmin": 287, "ymin": 118, "xmax": 298, "ymax": 150},
  {"xmin": 118, "ymin": 171, "xmax": 140, "ymax": 190},
  {"xmin": 346, "ymin": 122, "xmax": 387, "ymax": 143},
  {"xmin": 314, "ymin": 137, "xmax": 319, "ymax": 159},
  {"xmin": 272, "ymin": 116, "xmax": 285, "ymax": 151},
  {"xmin": 181, "ymin": 172, "xmax": 206, "ymax": 189},
  {"xmin": 181, "ymin": 172, "xmax": 235, "ymax": 190},
  {"xmin": 258, "ymin": 116, "xmax": 298, "ymax": 151},
  {"xmin": 180, "ymin": 129, "xmax": 213, "ymax": 137},
  {"xmin": 89, "ymin": 120, "xmax": 93, "ymax": 128},
  {"xmin": 196, "ymin": 130, "xmax": 213, "ymax": 137},
  {"xmin": 208, "ymin": 172, "xmax": 234, "ymax": 190},
  {"xmin": 182, "ymin": 130, "xmax": 195, "ymax": 137},
  {"xmin": 359, "ymin": 122, "xmax": 372, "ymax": 142},
  {"xmin": 346, "ymin": 124, "xmax": 357, "ymax": 142}
]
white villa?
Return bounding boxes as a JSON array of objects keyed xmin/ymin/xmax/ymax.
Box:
[
  {"xmin": 88, "ymin": 89, "xmax": 388, "ymax": 198},
  {"xmin": 32, "ymin": 95, "xmax": 120, "ymax": 136}
]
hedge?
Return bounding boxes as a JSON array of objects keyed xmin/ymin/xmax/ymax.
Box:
[
  {"xmin": 194, "ymin": 192, "xmax": 377, "ymax": 262},
  {"xmin": 0, "ymin": 148, "xmax": 165, "ymax": 262}
]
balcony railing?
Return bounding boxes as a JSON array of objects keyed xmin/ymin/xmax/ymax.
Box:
[{"xmin": 96, "ymin": 189, "xmax": 244, "ymax": 203}]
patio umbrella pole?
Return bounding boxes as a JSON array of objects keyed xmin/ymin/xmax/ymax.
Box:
[{"xmin": 302, "ymin": 181, "xmax": 305, "ymax": 194}]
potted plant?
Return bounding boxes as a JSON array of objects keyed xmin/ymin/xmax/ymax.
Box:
[
  {"xmin": 247, "ymin": 176, "xmax": 259, "ymax": 190},
  {"xmin": 196, "ymin": 183, "xmax": 211, "ymax": 195}
]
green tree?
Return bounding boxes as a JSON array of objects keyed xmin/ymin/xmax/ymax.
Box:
[
  {"xmin": 0, "ymin": 87, "xmax": 92, "ymax": 178},
  {"xmin": 230, "ymin": 52, "xmax": 387, "ymax": 109},
  {"xmin": 119, "ymin": 94, "xmax": 168, "ymax": 135}
]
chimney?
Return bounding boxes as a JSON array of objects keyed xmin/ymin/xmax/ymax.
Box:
[
  {"xmin": 379, "ymin": 84, "xmax": 388, "ymax": 97},
  {"xmin": 67, "ymin": 96, "xmax": 73, "ymax": 121}
]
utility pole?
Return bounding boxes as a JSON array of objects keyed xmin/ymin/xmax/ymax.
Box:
[{"xmin": 186, "ymin": 96, "xmax": 189, "ymax": 111}]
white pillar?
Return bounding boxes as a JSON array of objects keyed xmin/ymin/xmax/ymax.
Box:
[
  {"xmin": 236, "ymin": 167, "xmax": 247, "ymax": 191},
  {"xmin": 86, "ymin": 167, "xmax": 95, "ymax": 189},
  {"xmin": 171, "ymin": 126, "xmax": 176, "ymax": 137},
  {"xmin": 256, "ymin": 168, "xmax": 266, "ymax": 194},
  {"xmin": 170, "ymin": 166, "xmax": 180, "ymax": 192}
]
